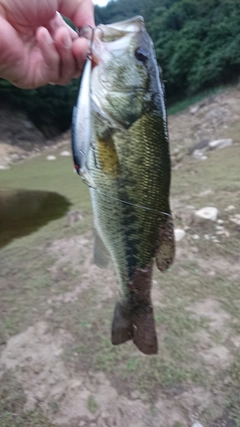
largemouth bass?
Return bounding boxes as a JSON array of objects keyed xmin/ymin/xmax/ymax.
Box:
[{"xmin": 72, "ymin": 16, "xmax": 175, "ymax": 355}]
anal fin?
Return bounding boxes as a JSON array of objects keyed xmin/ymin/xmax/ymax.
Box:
[
  {"xmin": 93, "ymin": 228, "xmax": 111, "ymax": 269},
  {"xmin": 111, "ymin": 302, "xmax": 133, "ymax": 344}
]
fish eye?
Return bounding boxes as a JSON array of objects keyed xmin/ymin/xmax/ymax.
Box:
[{"xmin": 135, "ymin": 47, "xmax": 149, "ymax": 63}]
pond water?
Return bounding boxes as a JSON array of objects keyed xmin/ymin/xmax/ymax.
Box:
[{"xmin": 0, "ymin": 189, "xmax": 71, "ymax": 248}]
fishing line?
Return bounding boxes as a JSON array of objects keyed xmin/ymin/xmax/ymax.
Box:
[
  {"xmin": 94, "ymin": 187, "xmax": 172, "ymax": 215},
  {"xmin": 89, "ymin": 185, "xmax": 240, "ymax": 260}
]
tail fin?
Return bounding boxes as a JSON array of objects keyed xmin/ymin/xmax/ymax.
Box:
[{"xmin": 111, "ymin": 302, "xmax": 158, "ymax": 355}]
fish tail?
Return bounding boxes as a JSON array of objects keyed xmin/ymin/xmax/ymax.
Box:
[
  {"xmin": 111, "ymin": 301, "xmax": 158, "ymax": 355},
  {"xmin": 132, "ymin": 303, "xmax": 158, "ymax": 355}
]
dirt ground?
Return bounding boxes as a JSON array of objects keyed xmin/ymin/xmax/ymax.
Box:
[{"xmin": 0, "ymin": 87, "xmax": 240, "ymax": 427}]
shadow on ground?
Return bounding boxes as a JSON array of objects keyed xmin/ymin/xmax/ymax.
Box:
[{"xmin": 0, "ymin": 189, "xmax": 71, "ymax": 248}]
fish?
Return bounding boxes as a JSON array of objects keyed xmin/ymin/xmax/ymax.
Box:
[{"xmin": 72, "ymin": 16, "xmax": 175, "ymax": 355}]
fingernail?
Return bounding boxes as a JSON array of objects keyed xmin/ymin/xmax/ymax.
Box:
[{"xmin": 62, "ymin": 32, "xmax": 72, "ymax": 49}]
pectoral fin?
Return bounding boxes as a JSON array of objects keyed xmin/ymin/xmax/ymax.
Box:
[
  {"xmin": 156, "ymin": 215, "xmax": 175, "ymax": 272},
  {"xmin": 93, "ymin": 228, "xmax": 111, "ymax": 269}
]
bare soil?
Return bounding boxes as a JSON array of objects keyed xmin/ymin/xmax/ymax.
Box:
[{"xmin": 0, "ymin": 87, "xmax": 240, "ymax": 427}]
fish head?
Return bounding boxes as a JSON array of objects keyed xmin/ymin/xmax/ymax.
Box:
[{"xmin": 91, "ymin": 16, "xmax": 165, "ymax": 128}]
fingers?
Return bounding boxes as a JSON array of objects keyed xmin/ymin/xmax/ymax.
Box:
[
  {"xmin": 54, "ymin": 26, "xmax": 79, "ymax": 85},
  {"xmin": 58, "ymin": 0, "xmax": 95, "ymax": 28},
  {"xmin": 48, "ymin": 12, "xmax": 78, "ymax": 41},
  {"xmin": 37, "ymin": 25, "xmax": 89, "ymax": 86},
  {"xmin": 36, "ymin": 26, "xmax": 61, "ymax": 84},
  {"xmin": 72, "ymin": 36, "xmax": 90, "ymax": 75}
]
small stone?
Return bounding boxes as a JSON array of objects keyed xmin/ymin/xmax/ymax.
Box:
[
  {"xmin": 198, "ymin": 189, "xmax": 213, "ymax": 197},
  {"xmin": 193, "ymin": 149, "xmax": 208, "ymax": 160},
  {"xmin": 47, "ymin": 155, "xmax": 56, "ymax": 160},
  {"xmin": 208, "ymin": 271, "xmax": 216, "ymax": 276},
  {"xmin": 216, "ymin": 229, "xmax": 230, "ymax": 237},
  {"xmin": 192, "ymin": 423, "xmax": 204, "ymax": 427},
  {"xmin": 192, "ymin": 234, "xmax": 200, "ymax": 240},
  {"xmin": 217, "ymin": 219, "xmax": 224, "ymax": 224},
  {"xmin": 60, "ymin": 150, "xmax": 71, "ymax": 156},
  {"xmin": 191, "ymin": 247, "xmax": 199, "ymax": 254},
  {"xmin": 229, "ymin": 214, "xmax": 240, "ymax": 225},
  {"xmin": 208, "ymin": 138, "xmax": 233, "ymax": 150},
  {"xmin": 0, "ymin": 165, "xmax": 10, "ymax": 170},
  {"xmin": 225, "ymin": 205, "xmax": 235, "ymax": 211},
  {"xmin": 174, "ymin": 229, "xmax": 186, "ymax": 241},
  {"xmin": 195, "ymin": 207, "xmax": 218, "ymax": 222},
  {"xmin": 190, "ymin": 105, "xmax": 199, "ymax": 114}
]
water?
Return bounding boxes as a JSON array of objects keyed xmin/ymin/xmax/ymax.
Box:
[{"xmin": 0, "ymin": 189, "xmax": 71, "ymax": 249}]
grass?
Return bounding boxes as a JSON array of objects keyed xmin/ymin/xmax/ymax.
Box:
[
  {"xmin": 226, "ymin": 393, "xmax": 240, "ymax": 427},
  {"xmin": 87, "ymin": 395, "xmax": 98, "ymax": 414},
  {"xmin": 0, "ymin": 373, "xmax": 55, "ymax": 427},
  {"xmin": 0, "ymin": 95, "xmax": 240, "ymax": 425}
]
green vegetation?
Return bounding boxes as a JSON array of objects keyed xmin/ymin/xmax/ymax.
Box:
[
  {"xmin": 0, "ymin": 131, "xmax": 240, "ymax": 424},
  {"xmin": 1, "ymin": 0, "xmax": 240, "ymax": 137},
  {"xmin": 0, "ymin": 78, "xmax": 79, "ymax": 138},
  {"xmin": 87, "ymin": 395, "xmax": 98, "ymax": 414},
  {"xmin": 96, "ymin": 0, "xmax": 240, "ymax": 102},
  {"xmin": 0, "ymin": 373, "xmax": 55, "ymax": 427}
]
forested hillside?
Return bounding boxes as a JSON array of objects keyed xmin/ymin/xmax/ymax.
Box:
[
  {"xmin": 96, "ymin": 0, "xmax": 240, "ymax": 99},
  {"xmin": 1, "ymin": 0, "xmax": 239, "ymax": 138}
]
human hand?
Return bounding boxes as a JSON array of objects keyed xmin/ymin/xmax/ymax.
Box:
[{"xmin": 0, "ymin": 0, "xmax": 94, "ymax": 88}]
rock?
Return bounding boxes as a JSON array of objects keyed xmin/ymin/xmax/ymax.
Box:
[
  {"xmin": 0, "ymin": 106, "xmax": 45, "ymax": 149},
  {"xmin": 0, "ymin": 165, "xmax": 10, "ymax": 170},
  {"xmin": 188, "ymin": 139, "xmax": 209, "ymax": 155},
  {"xmin": 208, "ymin": 138, "xmax": 233, "ymax": 150},
  {"xmin": 174, "ymin": 229, "xmax": 186, "ymax": 242},
  {"xmin": 66, "ymin": 210, "xmax": 84, "ymax": 226},
  {"xmin": 225, "ymin": 205, "xmax": 235, "ymax": 211},
  {"xmin": 192, "ymin": 150, "xmax": 208, "ymax": 160},
  {"xmin": 174, "ymin": 206, "xmax": 195, "ymax": 227},
  {"xmin": 60, "ymin": 150, "xmax": 71, "ymax": 157},
  {"xmin": 190, "ymin": 105, "xmax": 199, "ymax": 114},
  {"xmin": 192, "ymin": 423, "xmax": 204, "ymax": 427},
  {"xmin": 216, "ymin": 229, "xmax": 230, "ymax": 237},
  {"xmin": 47, "ymin": 155, "xmax": 56, "ymax": 160},
  {"xmin": 229, "ymin": 214, "xmax": 240, "ymax": 225},
  {"xmin": 195, "ymin": 207, "xmax": 218, "ymax": 222},
  {"xmin": 198, "ymin": 189, "xmax": 213, "ymax": 197}
]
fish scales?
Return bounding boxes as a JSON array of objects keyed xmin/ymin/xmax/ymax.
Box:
[
  {"xmin": 72, "ymin": 16, "xmax": 175, "ymax": 355},
  {"xmin": 89, "ymin": 112, "xmax": 173, "ymax": 354}
]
